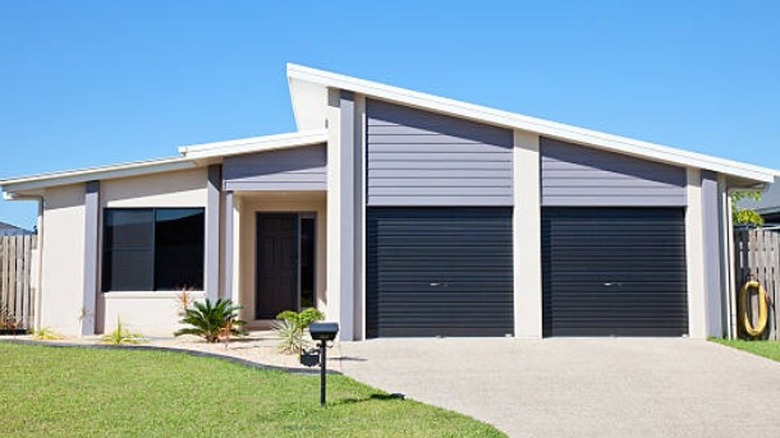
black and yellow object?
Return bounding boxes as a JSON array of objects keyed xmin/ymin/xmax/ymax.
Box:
[{"xmin": 738, "ymin": 280, "xmax": 768, "ymax": 337}]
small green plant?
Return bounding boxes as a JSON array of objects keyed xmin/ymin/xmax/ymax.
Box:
[
  {"xmin": 32, "ymin": 327, "xmax": 63, "ymax": 341},
  {"xmin": 100, "ymin": 320, "xmax": 146, "ymax": 345},
  {"xmin": 273, "ymin": 308, "xmax": 325, "ymax": 355},
  {"xmin": 174, "ymin": 298, "xmax": 246, "ymax": 343}
]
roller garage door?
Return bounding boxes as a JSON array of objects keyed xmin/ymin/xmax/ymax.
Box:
[
  {"xmin": 542, "ymin": 208, "xmax": 688, "ymax": 337},
  {"xmin": 367, "ymin": 207, "xmax": 514, "ymax": 337}
]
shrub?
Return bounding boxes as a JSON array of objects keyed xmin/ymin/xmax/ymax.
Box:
[
  {"xmin": 273, "ymin": 308, "xmax": 325, "ymax": 355},
  {"xmin": 0, "ymin": 299, "xmax": 23, "ymax": 331},
  {"xmin": 174, "ymin": 298, "xmax": 246, "ymax": 343},
  {"xmin": 101, "ymin": 320, "xmax": 146, "ymax": 345}
]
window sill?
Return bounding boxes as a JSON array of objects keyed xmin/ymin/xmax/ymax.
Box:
[{"xmin": 102, "ymin": 291, "xmax": 206, "ymax": 300}]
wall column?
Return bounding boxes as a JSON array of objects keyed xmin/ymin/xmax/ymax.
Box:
[
  {"xmin": 686, "ymin": 168, "xmax": 707, "ymax": 338},
  {"xmin": 338, "ymin": 90, "xmax": 357, "ymax": 341},
  {"xmin": 354, "ymin": 94, "xmax": 366, "ymax": 340},
  {"xmin": 514, "ymin": 131, "xmax": 543, "ymax": 338},
  {"xmin": 205, "ymin": 165, "xmax": 222, "ymax": 301},
  {"xmin": 81, "ymin": 180, "xmax": 100, "ymax": 335},
  {"xmin": 223, "ymin": 190, "xmax": 234, "ymax": 301},
  {"xmin": 701, "ymin": 170, "xmax": 724, "ymax": 337}
]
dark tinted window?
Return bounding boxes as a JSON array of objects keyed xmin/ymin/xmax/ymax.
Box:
[
  {"xmin": 154, "ymin": 209, "xmax": 204, "ymax": 290},
  {"xmin": 102, "ymin": 208, "xmax": 204, "ymax": 291}
]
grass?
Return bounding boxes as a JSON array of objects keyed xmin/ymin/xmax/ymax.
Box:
[
  {"xmin": 711, "ymin": 338, "xmax": 780, "ymax": 362},
  {"xmin": 0, "ymin": 342, "xmax": 504, "ymax": 437}
]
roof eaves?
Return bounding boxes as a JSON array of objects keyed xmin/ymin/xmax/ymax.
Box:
[
  {"xmin": 179, "ymin": 130, "xmax": 328, "ymax": 159},
  {"xmin": 287, "ymin": 63, "xmax": 778, "ymax": 183},
  {"xmin": 0, "ymin": 156, "xmax": 195, "ymax": 193}
]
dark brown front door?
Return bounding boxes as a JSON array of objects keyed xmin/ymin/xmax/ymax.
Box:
[{"xmin": 256, "ymin": 213, "xmax": 298, "ymax": 319}]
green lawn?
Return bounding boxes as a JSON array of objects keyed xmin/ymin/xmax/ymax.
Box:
[
  {"xmin": 711, "ymin": 339, "xmax": 780, "ymax": 362},
  {"xmin": 0, "ymin": 342, "xmax": 504, "ymax": 437}
]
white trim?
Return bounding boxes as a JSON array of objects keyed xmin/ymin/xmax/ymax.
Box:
[
  {"xmin": 724, "ymin": 186, "xmax": 738, "ymax": 339},
  {"xmin": 179, "ymin": 130, "xmax": 328, "ymax": 159},
  {"xmin": 103, "ymin": 291, "xmax": 206, "ymax": 300},
  {"xmin": 288, "ymin": 63, "xmax": 778, "ymax": 183},
  {"xmin": 1, "ymin": 157, "xmax": 195, "ymax": 193}
]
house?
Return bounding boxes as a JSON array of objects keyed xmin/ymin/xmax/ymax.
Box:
[
  {"xmin": 0, "ymin": 221, "xmax": 33, "ymax": 236},
  {"xmin": 737, "ymin": 176, "xmax": 780, "ymax": 223},
  {"xmin": 1, "ymin": 64, "xmax": 777, "ymax": 340}
]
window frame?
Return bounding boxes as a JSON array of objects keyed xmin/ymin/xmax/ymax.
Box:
[{"xmin": 101, "ymin": 207, "xmax": 206, "ymax": 293}]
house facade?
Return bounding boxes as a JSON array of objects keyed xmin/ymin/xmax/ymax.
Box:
[{"xmin": 2, "ymin": 64, "xmax": 776, "ymax": 340}]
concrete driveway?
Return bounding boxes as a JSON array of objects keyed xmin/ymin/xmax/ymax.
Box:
[{"xmin": 338, "ymin": 338, "xmax": 780, "ymax": 437}]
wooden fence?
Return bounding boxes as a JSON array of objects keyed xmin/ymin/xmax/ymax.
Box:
[
  {"xmin": 734, "ymin": 228, "xmax": 779, "ymax": 340},
  {"xmin": 0, "ymin": 235, "xmax": 37, "ymax": 331}
]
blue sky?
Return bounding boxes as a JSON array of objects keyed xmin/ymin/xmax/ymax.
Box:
[{"xmin": 1, "ymin": 1, "xmax": 778, "ymax": 228}]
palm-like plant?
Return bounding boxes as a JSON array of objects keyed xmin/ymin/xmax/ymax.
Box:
[
  {"xmin": 174, "ymin": 298, "xmax": 246, "ymax": 343},
  {"xmin": 274, "ymin": 308, "xmax": 325, "ymax": 355}
]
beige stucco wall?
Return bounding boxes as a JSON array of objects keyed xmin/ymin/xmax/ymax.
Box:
[
  {"xmin": 235, "ymin": 191, "xmax": 327, "ymax": 326},
  {"xmin": 40, "ymin": 184, "xmax": 86, "ymax": 335},
  {"xmin": 102, "ymin": 291, "xmax": 205, "ymax": 336},
  {"xmin": 97, "ymin": 167, "xmax": 208, "ymax": 335},
  {"xmin": 101, "ymin": 167, "xmax": 207, "ymax": 208}
]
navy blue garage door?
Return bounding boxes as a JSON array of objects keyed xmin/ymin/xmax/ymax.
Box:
[
  {"xmin": 542, "ymin": 207, "xmax": 688, "ymax": 337},
  {"xmin": 367, "ymin": 207, "xmax": 514, "ymax": 337}
]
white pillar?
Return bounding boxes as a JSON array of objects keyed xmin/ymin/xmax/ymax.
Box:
[
  {"xmin": 685, "ymin": 168, "xmax": 707, "ymax": 338},
  {"xmin": 514, "ymin": 130, "xmax": 543, "ymax": 338}
]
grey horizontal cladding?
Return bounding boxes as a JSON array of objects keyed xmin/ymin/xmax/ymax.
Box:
[
  {"xmin": 222, "ymin": 144, "xmax": 326, "ymax": 191},
  {"xmin": 366, "ymin": 99, "xmax": 514, "ymax": 206},
  {"xmin": 369, "ymin": 196, "xmax": 511, "ymax": 206},
  {"xmin": 541, "ymin": 137, "xmax": 687, "ymax": 207},
  {"xmin": 369, "ymin": 160, "xmax": 509, "ymax": 170}
]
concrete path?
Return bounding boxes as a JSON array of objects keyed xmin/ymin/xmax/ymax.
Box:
[{"xmin": 339, "ymin": 338, "xmax": 780, "ymax": 437}]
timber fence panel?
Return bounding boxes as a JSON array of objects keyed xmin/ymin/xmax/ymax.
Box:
[
  {"xmin": 734, "ymin": 228, "xmax": 780, "ymax": 340},
  {"xmin": 0, "ymin": 235, "xmax": 37, "ymax": 330}
]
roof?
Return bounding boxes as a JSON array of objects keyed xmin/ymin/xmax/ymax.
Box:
[
  {"xmin": 1, "ymin": 130, "xmax": 328, "ymax": 194},
  {"xmin": 288, "ymin": 63, "xmax": 778, "ymax": 184},
  {"xmin": 1, "ymin": 156, "xmax": 195, "ymax": 194},
  {"xmin": 2, "ymin": 63, "xmax": 777, "ymax": 195},
  {"xmin": 0, "ymin": 221, "xmax": 33, "ymax": 235},
  {"xmin": 178, "ymin": 130, "xmax": 327, "ymax": 159}
]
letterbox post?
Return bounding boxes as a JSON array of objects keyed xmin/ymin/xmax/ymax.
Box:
[
  {"xmin": 308, "ymin": 322, "xmax": 339, "ymax": 407},
  {"xmin": 320, "ymin": 338, "xmax": 327, "ymax": 406}
]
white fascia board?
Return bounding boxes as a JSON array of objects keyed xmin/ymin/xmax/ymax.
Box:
[
  {"xmin": 179, "ymin": 130, "xmax": 328, "ymax": 159},
  {"xmin": 287, "ymin": 63, "xmax": 779, "ymax": 183},
  {"xmin": 0, "ymin": 157, "xmax": 195, "ymax": 193}
]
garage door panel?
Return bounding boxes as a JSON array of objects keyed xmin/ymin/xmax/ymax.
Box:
[
  {"xmin": 367, "ymin": 207, "xmax": 514, "ymax": 338},
  {"xmin": 543, "ymin": 207, "xmax": 688, "ymax": 337}
]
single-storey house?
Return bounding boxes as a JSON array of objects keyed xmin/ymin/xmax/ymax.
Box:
[{"xmin": 2, "ymin": 64, "xmax": 777, "ymax": 340}]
